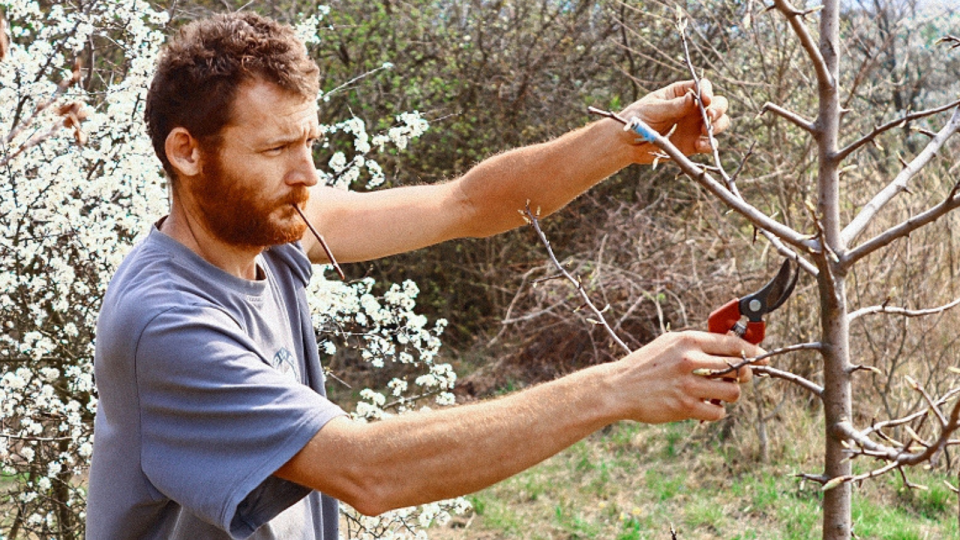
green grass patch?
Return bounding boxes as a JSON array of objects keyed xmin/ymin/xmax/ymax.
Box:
[{"xmin": 430, "ymin": 422, "xmax": 959, "ymax": 540}]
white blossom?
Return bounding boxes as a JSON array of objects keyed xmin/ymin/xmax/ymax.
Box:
[{"xmin": 1, "ymin": 1, "xmax": 461, "ymax": 536}]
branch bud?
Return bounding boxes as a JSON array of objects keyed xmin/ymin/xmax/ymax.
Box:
[{"xmin": 821, "ymin": 475, "xmax": 852, "ymax": 491}]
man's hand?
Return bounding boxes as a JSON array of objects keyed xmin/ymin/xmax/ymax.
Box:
[
  {"xmin": 618, "ymin": 79, "xmax": 730, "ymax": 164},
  {"xmin": 607, "ymin": 331, "xmax": 763, "ymax": 424}
]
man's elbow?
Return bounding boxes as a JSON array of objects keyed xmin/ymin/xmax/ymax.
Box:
[{"xmin": 335, "ymin": 475, "xmax": 399, "ymax": 517}]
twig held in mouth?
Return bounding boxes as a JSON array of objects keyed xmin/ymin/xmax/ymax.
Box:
[{"xmin": 293, "ymin": 204, "xmax": 346, "ymax": 280}]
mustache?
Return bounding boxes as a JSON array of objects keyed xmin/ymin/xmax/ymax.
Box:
[{"xmin": 279, "ymin": 187, "xmax": 310, "ymax": 207}]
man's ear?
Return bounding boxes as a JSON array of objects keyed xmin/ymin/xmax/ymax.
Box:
[{"xmin": 165, "ymin": 127, "xmax": 203, "ymax": 178}]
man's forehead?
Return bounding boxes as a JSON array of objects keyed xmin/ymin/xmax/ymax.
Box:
[{"xmin": 228, "ymin": 79, "xmax": 320, "ymax": 138}]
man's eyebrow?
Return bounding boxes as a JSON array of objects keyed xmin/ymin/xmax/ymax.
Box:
[{"xmin": 258, "ymin": 129, "xmax": 321, "ymax": 148}]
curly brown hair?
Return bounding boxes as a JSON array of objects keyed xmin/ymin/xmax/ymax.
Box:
[{"xmin": 145, "ymin": 12, "xmax": 320, "ymax": 182}]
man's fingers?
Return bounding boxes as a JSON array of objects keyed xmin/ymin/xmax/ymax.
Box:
[
  {"xmin": 692, "ymin": 397, "xmax": 726, "ymax": 422},
  {"xmin": 698, "ymin": 78, "xmax": 714, "ymax": 107},
  {"xmin": 709, "ymin": 94, "xmax": 728, "ymax": 117},
  {"xmin": 687, "ymin": 330, "xmax": 763, "ymax": 358}
]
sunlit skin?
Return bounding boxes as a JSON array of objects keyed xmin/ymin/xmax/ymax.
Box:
[
  {"xmin": 160, "ymin": 79, "xmax": 321, "ymax": 279},
  {"xmin": 300, "ymin": 79, "xmax": 730, "ymax": 266}
]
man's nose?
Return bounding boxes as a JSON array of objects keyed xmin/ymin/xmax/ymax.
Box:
[{"xmin": 287, "ymin": 145, "xmax": 319, "ymax": 187}]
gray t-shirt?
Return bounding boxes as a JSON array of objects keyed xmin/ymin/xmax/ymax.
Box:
[{"xmin": 86, "ymin": 224, "xmax": 345, "ymax": 539}]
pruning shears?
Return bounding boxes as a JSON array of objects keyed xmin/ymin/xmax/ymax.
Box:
[{"xmin": 707, "ymin": 259, "xmax": 798, "ymax": 345}]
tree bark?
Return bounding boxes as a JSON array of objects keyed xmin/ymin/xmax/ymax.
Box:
[{"xmin": 817, "ymin": 1, "xmax": 852, "ymax": 539}]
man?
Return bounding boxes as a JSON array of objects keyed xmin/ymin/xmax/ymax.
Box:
[{"xmin": 86, "ymin": 11, "xmax": 760, "ymax": 540}]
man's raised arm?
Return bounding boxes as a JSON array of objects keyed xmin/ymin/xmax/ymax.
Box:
[{"xmin": 302, "ymin": 80, "xmax": 729, "ymax": 264}]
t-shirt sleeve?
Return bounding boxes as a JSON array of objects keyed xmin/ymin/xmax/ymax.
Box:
[{"xmin": 134, "ymin": 304, "xmax": 344, "ymax": 537}]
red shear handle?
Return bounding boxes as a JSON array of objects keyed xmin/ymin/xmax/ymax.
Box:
[
  {"xmin": 707, "ymin": 299, "xmax": 765, "ymax": 344},
  {"xmin": 741, "ymin": 321, "xmax": 765, "ymax": 345},
  {"xmin": 707, "ymin": 299, "xmax": 740, "ymax": 335}
]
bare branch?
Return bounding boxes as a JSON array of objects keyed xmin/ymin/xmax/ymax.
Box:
[
  {"xmin": 835, "ymin": 388, "xmax": 960, "ymax": 467},
  {"xmin": 677, "ymin": 14, "xmax": 730, "ymax": 186},
  {"xmin": 841, "ymin": 107, "xmax": 960, "ymax": 247},
  {"xmin": 771, "ymin": 0, "xmax": 835, "ymax": 89},
  {"xmin": 760, "ymin": 102, "xmax": 817, "ymax": 133},
  {"xmin": 849, "ymin": 461, "xmax": 899, "ymax": 484},
  {"xmin": 843, "ymin": 180, "xmax": 960, "ymax": 267},
  {"xmin": 673, "ymin": 21, "xmax": 819, "ymax": 277},
  {"xmin": 905, "ymin": 376, "xmax": 950, "ymax": 429},
  {"xmin": 699, "ymin": 342, "xmax": 823, "ymax": 379},
  {"xmin": 522, "ymin": 204, "xmax": 632, "ymax": 355},
  {"xmin": 835, "ymin": 99, "xmax": 960, "ymax": 162},
  {"xmin": 848, "ymin": 296, "xmax": 960, "ymax": 323},
  {"xmin": 936, "ymin": 35, "xmax": 960, "ymax": 50},
  {"xmin": 863, "ymin": 388, "xmax": 960, "ymax": 437},
  {"xmin": 587, "ymin": 108, "xmax": 817, "ymax": 254},
  {"xmin": 754, "ymin": 365, "xmax": 825, "ymax": 397},
  {"xmin": 797, "ymin": 472, "xmax": 830, "ymax": 485}
]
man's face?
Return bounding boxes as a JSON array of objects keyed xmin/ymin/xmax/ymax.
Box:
[{"xmin": 190, "ymin": 80, "xmax": 320, "ymax": 249}]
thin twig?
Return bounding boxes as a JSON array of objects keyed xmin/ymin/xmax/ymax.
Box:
[
  {"xmin": 848, "ymin": 295, "xmax": 960, "ymax": 323},
  {"xmin": 754, "ymin": 365, "xmax": 825, "ymax": 397},
  {"xmin": 905, "ymin": 376, "xmax": 950, "ymax": 428},
  {"xmin": 835, "ymin": 99, "xmax": 960, "ymax": 162},
  {"xmin": 676, "ymin": 12, "xmax": 730, "ymax": 187},
  {"xmin": 293, "ymin": 204, "xmax": 346, "ymax": 280},
  {"xmin": 698, "ymin": 342, "xmax": 823, "ymax": 378},
  {"xmin": 522, "ymin": 203, "xmax": 632, "ymax": 355},
  {"xmin": 759, "ymin": 102, "xmax": 817, "ymax": 133}
]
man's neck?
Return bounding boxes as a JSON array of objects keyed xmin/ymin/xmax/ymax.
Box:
[{"xmin": 160, "ymin": 200, "xmax": 263, "ymax": 281}]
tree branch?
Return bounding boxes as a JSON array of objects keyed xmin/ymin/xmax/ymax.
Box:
[
  {"xmin": 671, "ymin": 18, "xmax": 818, "ymax": 277},
  {"xmin": 694, "ymin": 343, "xmax": 825, "ymax": 397},
  {"xmin": 835, "ymin": 99, "xmax": 960, "ymax": 162},
  {"xmin": 587, "ymin": 109, "xmax": 818, "ymax": 255},
  {"xmin": 848, "ymin": 296, "xmax": 960, "ymax": 323},
  {"xmin": 771, "ymin": 0, "xmax": 835, "ymax": 89},
  {"xmin": 754, "ymin": 365, "xmax": 825, "ymax": 397},
  {"xmin": 700, "ymin": 342, "xmax": 823, "ymax": 378},
  {"xmin": 842, "ymin": 179, "xmax": 960, "ymax": 267},
  {"xmin": 835, "ymin": 387, "xmax": 960, "ymax": 467},
  {"xmin": 841, "ymin": 107, "xmax": 960, "ymax": 247},
  {"xmin": 522, "ymin": 204, "xmax": 632, "ymax": 355},
  {"xmin": 760, "ymin": 102, "xmax": 817, "ymax": 133}
]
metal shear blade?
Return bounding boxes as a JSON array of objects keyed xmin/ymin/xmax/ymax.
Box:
[
  {"xmin": 707, "ymin": 258, "xmax": 798, "ymax": 345},
  {"xmin": 739, "ymin": 259, "xmax": 798, "ymax": 323}
]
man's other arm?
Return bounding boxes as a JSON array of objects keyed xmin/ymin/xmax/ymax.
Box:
[{"xmin": 275, "ymin": 332, "xmax": 760, "ymax": 516}]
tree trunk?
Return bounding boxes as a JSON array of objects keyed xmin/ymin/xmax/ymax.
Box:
[
  {"xmin": 817, "ymin": 1, "xmax": 852, "ymax": 539},
  {"xmin": 819, "ymin": 275, "xmax": 852, "ymax": 540}
]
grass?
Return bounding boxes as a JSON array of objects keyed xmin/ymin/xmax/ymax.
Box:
[{"xmin": 428, "ymin": 418, "xmax": 959, "ymax": 539}]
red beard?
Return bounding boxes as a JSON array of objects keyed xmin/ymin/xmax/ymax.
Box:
[{"xmin": 193, "ymin": 151, "xmax": 309, "ymax": 248}]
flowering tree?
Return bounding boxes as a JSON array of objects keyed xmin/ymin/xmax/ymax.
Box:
[{"xmin": 0, "ymin": 1, "xmax": 464, "ymax": 538}]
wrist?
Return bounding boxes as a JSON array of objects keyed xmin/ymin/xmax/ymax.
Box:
[
  {"xmin": 571, "ymin": 360, "xmax": 629, "ymax": 426},
  {"xmin": 585, "ymin": 117, "xmax": 640, "ymax": 171}
]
